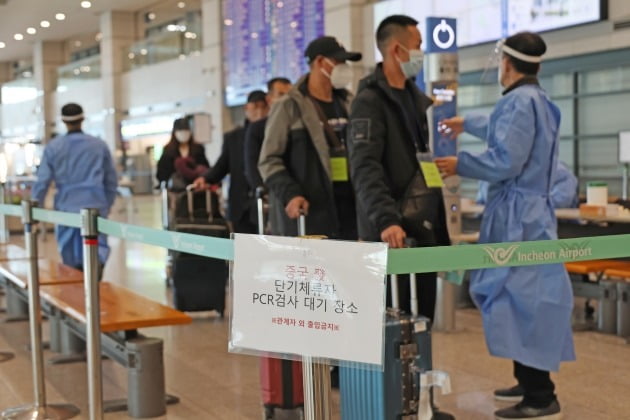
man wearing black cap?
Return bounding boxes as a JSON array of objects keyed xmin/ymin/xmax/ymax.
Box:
[
  {"xmin": 258, "ymin": 36, "xmax": 362, "ymax": 238},
  {"xmin": 32, "ymin": 103, "xmax": 118, "ymax": 276},
  {"xmin": 194, "ymin": 90, "xmax": 268, "ymax": 233}
]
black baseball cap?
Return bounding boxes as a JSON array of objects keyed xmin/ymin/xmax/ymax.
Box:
[
  {"xmin": 247, "ymin": 90, "xmax": 267, "ymax": 103},
  {"xmin": 304, "ymin": 36, "xmax": 362, "ymax": 64}
]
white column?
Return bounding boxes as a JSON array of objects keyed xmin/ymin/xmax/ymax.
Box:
[
  {"xmin": 325, "ymin": 0, "xmax": 370, "ymax": 89},
  {"xmin": 201, "ymin": 0, "xmax": 231, "ymax": 162},
  {"xmin": 100, "ymin": 11, "xmax": 135, "ymax": 153},
  {"xmin": 33, "ymin": 41, "xmax": 66, "ymax": 142}
]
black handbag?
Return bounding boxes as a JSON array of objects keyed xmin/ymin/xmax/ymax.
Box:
[{"xmin": 399, "ymin": 170, "xmax": 443, "ymax": 247}]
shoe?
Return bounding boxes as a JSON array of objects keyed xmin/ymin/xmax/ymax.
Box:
[
  {"xmin": 494, "ymin": 400, "xmax": 561, "ymax": 420},
  {"xmin": 494, "ymin": 384, "xmax": 524, "ymax": 402}
]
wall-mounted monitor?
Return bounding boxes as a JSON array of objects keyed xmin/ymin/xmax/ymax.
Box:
[
  {"xmin": 222, "ymin": 0, "xmax": 324, "ymax": 107},
  {"xmin": 374, "ymin": 0, "xmax": 607, "ymax": 54}
]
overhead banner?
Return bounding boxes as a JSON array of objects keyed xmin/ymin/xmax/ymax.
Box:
[{"xmin": 229, "ymin": 234, "xmax": 388, "ymax": 366}]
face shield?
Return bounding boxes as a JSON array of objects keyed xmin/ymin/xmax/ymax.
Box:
[{"xmin": 480, "ymin": 39, "xmax": 544, "ymax": 83}]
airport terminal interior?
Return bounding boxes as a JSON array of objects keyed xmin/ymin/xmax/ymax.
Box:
[{"xmin": 1, "ymin": 0, "xmax": 630, "ymax": 419}]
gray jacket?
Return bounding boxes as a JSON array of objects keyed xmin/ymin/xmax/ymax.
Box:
[{"xmin": 258, "ymin": 75, "xmax": 351, "ymax": 237}]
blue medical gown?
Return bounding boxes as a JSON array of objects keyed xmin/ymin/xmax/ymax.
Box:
[
  {"xmin": 32, "ymin": 132, "xmax": 118, "ymax": 268},
  {"xmin": 457, "ymin": 84, "xmax": 575, "ymax": 372},
  {"xmin": 476, "ymin": 161, "xmax": 578, "ymax": 209}
]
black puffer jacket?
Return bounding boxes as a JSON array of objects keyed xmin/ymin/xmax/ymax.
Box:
[{"xmin": 347, "ymin": 64, "xmax": 450, "ymax": 246}]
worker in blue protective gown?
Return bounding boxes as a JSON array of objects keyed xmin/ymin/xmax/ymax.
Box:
[
  {"xmin": 32, "ymin": 103, "xmax": 118, "ymax": 276},
  {"xmin": 436, "ymin": 32, "xmax": 574, "ymax": 420},
  {"xmin": 477, "ymin": 161, "xmax": 579, "ymax": 209}
]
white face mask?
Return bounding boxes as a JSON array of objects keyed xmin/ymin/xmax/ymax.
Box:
[
  {"xmin": 398, "ymin": 45, "xmax": 424, "ymax": 79},
  {"xmin": 322, "ymin": 59, "xmax": 353, "ymax": 89},
  {"xmin": 174, "ymin": 129, "xmax": 191, "ymax": 143}
]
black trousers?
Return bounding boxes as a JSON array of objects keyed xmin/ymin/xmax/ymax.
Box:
[
  {"xmin": 386, "ymin": 272, "xmax": 437, "ymax": 321},
  {"xmin": 513, "ymin": 361, "xmax": 556, "ymax": 408}
]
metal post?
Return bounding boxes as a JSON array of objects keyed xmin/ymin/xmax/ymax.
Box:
[
  {"xmin": 434, "ymin": 276, "xmax": 456, "ymax": 332},
  {"xmin": 160, "ymin": 182, "xmax": 169, "ymax": 230},
  {"xmin": 81, "ymin": 208, "xmax": 104, "ymax": 420},
  {"xmin": 1, "ymin": 200, "xmax": 79, "ymax": 419},
  {"xmin": 623, "ymin": 164, "xmax": 629, "ymax": 201},
  {"xmin": 0, "ymin": 182, "xmax": 8, "ymax": 243}
]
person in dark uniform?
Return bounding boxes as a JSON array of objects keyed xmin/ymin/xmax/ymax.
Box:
[{"xmin": 193, "ymin": 90, "xmax": 268, "ymax": 233}]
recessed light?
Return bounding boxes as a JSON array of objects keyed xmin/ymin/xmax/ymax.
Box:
[
  {"xmin": 56, "ymin": 13, "xmax": 66, "ymax": 21},
  {"xmin": 26, "ymin": 27, "xmax": 37, "ymax": 35},
  {"xmin": 81, "ymin": 1, "xmax": 92, "ymax": 8},
  {"xmin": 14, "ymin": 33, "xmax": 24, "ymax": 41},
  {"xmin": 147, "ymin": 12, "xmax": 156, "ymax": 21},
  {"xmin": 40, "ymin": 20, "xmax": 51, "ymax": 28},
  {"xmin": 177, "ymin": 2, "xmax": 186, "ymax": 8},
  {"xmin": 0, "ymin": 42, "xmax": 5, "ymax": 49}
]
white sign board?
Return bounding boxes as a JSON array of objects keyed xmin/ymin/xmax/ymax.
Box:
[
  {"xmin": 229, "ymin": 234, "xmax": 388, "ymax": 366},
  {"xmin": 620, "ymin": 131, "xmax": 630, "ymax": 163}
]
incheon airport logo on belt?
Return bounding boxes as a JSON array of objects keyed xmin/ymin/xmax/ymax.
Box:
[{"xmin": 483, "ymin": 241, "xmax": 593, "ymax": 266}]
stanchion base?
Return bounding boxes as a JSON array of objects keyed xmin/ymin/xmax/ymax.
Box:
[
  {"xmin": 0, "ymin": 403, "xmax": 80, "ymax": 419},
  {"xmin": 2, "ymin": 315, "xmax": 29, "ymax": 323},
  {"xmin": 103, "ymin": 394, "xmax": 179, "ymax": 414},
  {"xmin": 0, "ymin": 351, "xmax": 14, "ymax": 363},
  {"xmin": 47, "ymin": 353, "xmax": 86, "ymax": 365},
  {"xmin": 26, "ymin": 341, "xmax": 50, "ymax": 352}
]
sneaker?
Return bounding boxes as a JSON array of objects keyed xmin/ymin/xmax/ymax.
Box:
[
  {"xmin": 494, "ymin": 400, "xmax": 562, "ymax": 420},
  {"xmin": 494, "ymin": 385, "xmax": 524, "ymax": 402}
]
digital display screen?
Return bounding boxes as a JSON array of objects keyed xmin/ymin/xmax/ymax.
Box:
[
  {"xmin": 222, "ymin": 0, "xmax": 324, "ymax": 107},
  {"xmin": 374, "ymin": 0, "xmax": 605, "ymax": 52}
]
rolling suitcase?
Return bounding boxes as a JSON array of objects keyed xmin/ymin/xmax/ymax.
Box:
[
  {"xmin": 171, "ymin": 186, "xmax": 228, "ymax": 315},
  {"xmin": 256, "ymin": 187, "xmax": 305, "ymax": 419},
  {"xmin": 339, "ymin": 272, "xmax": 433, "ymax": 420}
]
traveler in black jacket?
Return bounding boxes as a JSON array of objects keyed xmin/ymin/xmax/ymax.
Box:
[
  {"xmin": 156, "ymin": 118, "xmax": 209, "ymax": 185},
  {"xmin": 193, "ymin": 90, "xmax": 268, "ymax": 233},
  {"xmin": 244, "ymin": 77, "xmax": 292, "ymax": 191},
  {"xmin": 258, "ymin": 36, "xmax": 362, "ymax": 238},
  {"xmin": 347, "ymin": 15, "xmax": 450, "ymax": 320}
]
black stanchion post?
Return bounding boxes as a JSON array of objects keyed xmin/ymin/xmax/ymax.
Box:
[
  {"xmin": 81, "ymin": 208, "xmax": 104, "ymax": 420},
  {"xmin": 1, "ymin": 200, "xmax": 79, "ymax": 419}
]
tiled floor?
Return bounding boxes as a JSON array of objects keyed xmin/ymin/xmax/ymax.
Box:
[{"xmin": 1, "ymin": 195, "xmax": 629, "ymax": 419}]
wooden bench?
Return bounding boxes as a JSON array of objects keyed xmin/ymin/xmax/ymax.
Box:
[
  {"xmin": 0, "ymin": 258, "xmax": 83, "ymax": 321},
  {"xmin": 39, "ymin": 281, "xmax": 192, "ymax": 418},
  {"xmin": 565, "ymin": 260, "xmax": 630, "ymax": 334}
]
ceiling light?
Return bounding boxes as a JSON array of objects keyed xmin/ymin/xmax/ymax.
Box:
[
  {"xmin": 14, "ymin": 33, "xmax": 24, "ymax": 41},
  {"xmin": 40, "ymin": 20, "xmax": 51, "ymax": 28},
  {"xmin": 26, "ymin": 27, "xmax": 37, "ymax": 35},
  {"xmin": 147, "ymin": 12, "xmax": 156, "ymax": 21},
  {"xmin": 0, "ymin": 42, "xmax": 5, "ymax": 49},
  {"xmin": 128, "ymin": 53, "xmax": 135, "ymax": 59},
  {"xmin": 81, "ymin": 1, "xmax": 92, "ymax": 8},
  {"xmin": 177, "ymin": 2, "xmax": 186, "ymax": 8},
  {"xmin": 56, "ymin": 13, "xmax": 66, "ymax": 21}
]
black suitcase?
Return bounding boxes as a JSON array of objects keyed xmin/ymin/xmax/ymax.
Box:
[{"xmin": 171, "ymin": 187, "xmax": 229, "ymax": 315}]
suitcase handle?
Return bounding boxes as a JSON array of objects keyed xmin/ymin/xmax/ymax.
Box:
[
  {"xmin": 298, "ymin": 211, "xmax": 306, "ymax": 237},
  {"xmin": 256, "ymin": 186, "xmax": 266, "ymax": 235},
  {"xmin": 186, "ymin": 184, "xmax": 214, "ymax": 223},
  {"xmin": 390, "ymin": 238, "xmax": 419, "ymax": 316}
]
